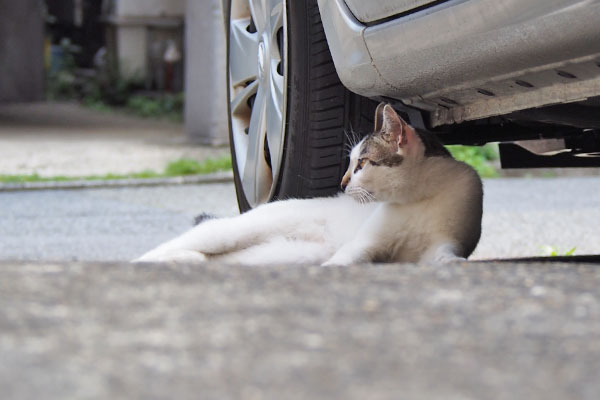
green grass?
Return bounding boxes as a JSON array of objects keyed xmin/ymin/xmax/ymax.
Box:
[
  {"xmin": 0, "ymin": 156, "xmax": 232, "ymax": 184},
  {"xmin": 165, "ymin": 157, "xmax": 232, "ymax": 176},
  {"xmin": 446, "ymin": 143, "xmax": 500, "ymax": 178}
]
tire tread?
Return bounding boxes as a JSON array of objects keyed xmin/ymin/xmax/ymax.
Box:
[{"xmin": 259, "ymin": 0, "xmax": 376, "ymax": 205}]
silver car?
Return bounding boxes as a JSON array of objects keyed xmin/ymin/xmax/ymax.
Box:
[{"xmin": 222, "ymin": 0, "xmax": 600, "ymax": 210}]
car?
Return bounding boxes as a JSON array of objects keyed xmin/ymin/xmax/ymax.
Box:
[{"xmin": 222, "ymin": 0, "xmax": 600, "ymax": 211}]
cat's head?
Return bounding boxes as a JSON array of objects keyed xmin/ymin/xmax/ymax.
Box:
[{"xmin": 341, "ymin": 103, "xmax": 447, "ymax": 203}]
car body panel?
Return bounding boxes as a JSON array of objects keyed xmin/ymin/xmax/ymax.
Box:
[
  {"xmin": 316, "ymin": 0, "xmax": 383, "ymax": 94},
  {"xmin": 344, "ymin": 0, "xmax": 446, "ymax": 23},
  {"xmin": 318, "ymin": 0, "xmax": 600, "ymax": 126}
]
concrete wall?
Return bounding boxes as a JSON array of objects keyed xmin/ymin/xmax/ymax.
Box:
[
  {"xmin": 116, "ymin": 0, "xmax": 185, "ymax": 17},
  {"xmin": 114, "ymin": 26, "xmax": 148, "ymax": 78},
  {"xmin": 184, "ymin": 0, "xmax": 228, "ymax": 144},
  {"xmin": 104, "ymin": 0, "xmax": 184, "ymax": 86},
  {"xmin": 0, "ymin": 0, "xmax": 44, "ymax": 102}
]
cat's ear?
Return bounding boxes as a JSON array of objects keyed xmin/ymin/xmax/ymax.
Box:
[
  {"xmin": 374, "ymin": 102, "xmax": 386, "ymax": 133},
  {"xmin": 382, "ymin": 105, "xmax": 419, "ymax": 150},
  {"xmin": 382, "ymin": 104, "xmax": 410, "ymax": 147}
]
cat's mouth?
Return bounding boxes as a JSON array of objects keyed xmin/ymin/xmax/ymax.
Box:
[{"xmin": 346, "ymin": 187, "xmax": 376, "ymax": 204}]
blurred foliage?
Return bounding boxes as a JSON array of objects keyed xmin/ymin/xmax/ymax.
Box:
[
  {"xmin": 82, "ymin": 73, "xmax": 143, "ymax": 107},
  {"xmin": 0, "ymin": 156, "xmax": 232, "ymax": 184},
  {"xmin": 124, "ymin": 93, "xmax": 185, "ymax": 121},
  {"xmin": 46, "ymin": 38, "xmax": 183, "ymax": 121},
  {"xmin": 446, "ymin": 144, "xmax": 500, "ymax": 178},
  {"xmin": 46, "ymin": 38, "xmax": 80, "ymax": 99}
]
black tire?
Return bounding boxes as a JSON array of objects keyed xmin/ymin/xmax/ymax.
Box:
[{"xmin": 227, "ymin": 0, "xmax": 376, "ymax": 212}]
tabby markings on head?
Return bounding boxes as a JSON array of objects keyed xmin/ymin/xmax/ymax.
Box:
[{"xmin": 358, "ymin": 134, "xmax": 404, "ymax": 168}]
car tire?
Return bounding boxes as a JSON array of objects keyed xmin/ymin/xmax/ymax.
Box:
[{"xmin": 226, "ymin": 0, "xmax": 376, "ymax": 212}]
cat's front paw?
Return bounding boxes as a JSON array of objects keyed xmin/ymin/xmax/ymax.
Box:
[
  {"xmin": 423, "ymin": 253, "xmax": 466, "ymax": 264},
  {"xmin": 436, "ymin": 255, "xmax": 467, "ymax": 264}
]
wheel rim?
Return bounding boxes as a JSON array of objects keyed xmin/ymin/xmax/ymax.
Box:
[{"xmin": 229, "ymin": 0, "xmax": 288, "ymax": 207}]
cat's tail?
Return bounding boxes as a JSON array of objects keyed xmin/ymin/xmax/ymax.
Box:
[{"xmin": 193, "ymin": 212, "xmax": 217, "ymax": 226}]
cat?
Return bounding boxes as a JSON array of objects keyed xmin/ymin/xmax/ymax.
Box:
[{"xmin": 135, "ymin": 103, "xmax": 483, "ymax": 265}]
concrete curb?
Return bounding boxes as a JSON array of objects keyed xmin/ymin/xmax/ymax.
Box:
[{"xmin": 0, "ymin": 171, "xmax": 234, "ymax": 192}]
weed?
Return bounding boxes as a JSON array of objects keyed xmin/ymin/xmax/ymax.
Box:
[
  {"xmin": 541, "ymin": 245, "xmax": 577, "ymax": 257},
  {"xmin": 446, "ymin": 144, "xmax": 499, "ymax": 178}
]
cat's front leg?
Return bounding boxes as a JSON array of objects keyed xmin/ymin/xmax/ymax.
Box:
[
  {"xmin": 420, "ymin": 242, "xmax": 466, "ymax": 264},
  {"xmin": 322, "ymin": 204, "xmax": 388, "ymax": 266},
  {"xmin": 321, "ymin": 242, "xmax": 374, "ymax": 266}
]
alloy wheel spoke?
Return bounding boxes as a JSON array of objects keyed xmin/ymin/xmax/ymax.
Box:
[
  {"xmin": 267, "ymin": 0, "xmax": 284, "ymax": 39},
  {"xmin": 270, "ymin": 62, "xmax": 284, "ymax": 106},
  {"xmin": 266, "ymin": 73, "xmax": 284, "ymax": 175},
  {"xmin": 248, "ymin": 0, "xmax": 267, "ymax": 32},
  {"xmin": 266, "ymin": 86, "xmax": 283, "ymax": 178},
  {"xmin": 230, "ymin": 80, "xmax": 258, "ymax": 116},
  {"xmin": 229, "ymin": 18, "xmax": 259, "ymax": 87},
  {"xmin": 242, "ymin": 86, "xmax": 272, "ymax": 204}
]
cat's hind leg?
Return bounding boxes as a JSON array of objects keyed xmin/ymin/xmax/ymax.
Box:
[
  {"xmin": 134, "ymin": 216, "xmax": 246, "ymax": 263},
  {"xmin": 135, "ymin": 200, "xmax": 309, "ymax": 263},
  {"xmin": 215, "ymin": 238, "xmax": 333, "ymax": 266},
  {"xmin": 133, "ymin": 248, "xmax": 207, "ymax": 263}
]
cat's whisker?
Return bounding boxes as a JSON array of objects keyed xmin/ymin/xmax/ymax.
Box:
[
  {"xmin": 352, "ymin": 131, "xmax": 361, "ymax": 148},
  {"xmin": 358, "ymin": 187, "xmax": 376, "ymax": 203},
  {"xmin": 344, "ymin": 128, "xmax": 364, "ymax": 154},
  {"xmin": 364, "ymin": 189, "xmax": 376, "ymax": 202},
  {"xmin": 346, "ymin": 186, "xmax": 376, "ymax": 204},
  {"xmin": 343, "ymin": 136, "xmax": 355, "ymax": 155},
  {"xmin": 361, "ymin": 194, "xmax": 370, "ymax": 203},
  {"xmin": 358, "ymin": 194, "xmax": 366, "ymax": 204}
]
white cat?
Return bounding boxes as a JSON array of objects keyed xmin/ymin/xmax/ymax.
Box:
[{"xmin": 135, "ymin": 104, "xmax": 483, "ymax": 265}]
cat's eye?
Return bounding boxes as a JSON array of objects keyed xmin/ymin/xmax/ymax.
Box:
[{"xmin": 354, "ymin": 158, "xmax": 368, "ymax": 173}]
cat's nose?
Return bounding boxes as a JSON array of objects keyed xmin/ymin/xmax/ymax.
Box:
[
  {"xmin": 340, "ymin": 175, "xmax": 350, "ymax": 191},
  {"xmin": 340, "ymin": 178, "xmax": 349, "ymax": 191}
]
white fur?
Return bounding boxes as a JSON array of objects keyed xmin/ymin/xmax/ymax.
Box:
[{"xmin": 135, "ymin": 106, "xmax": 483, "ymax": 266}]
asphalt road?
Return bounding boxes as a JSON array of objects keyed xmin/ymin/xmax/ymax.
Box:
[
  {"xmin": 0, "ymin": 183, "xmax": 238, "ymax": 262},
  {"xmin": 1, "ymin": 261, "xmax": 599, "ymax": 400},
  {"xmin": 0, "ymin": 177, "xmax": 598, "ymax": 261}
]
